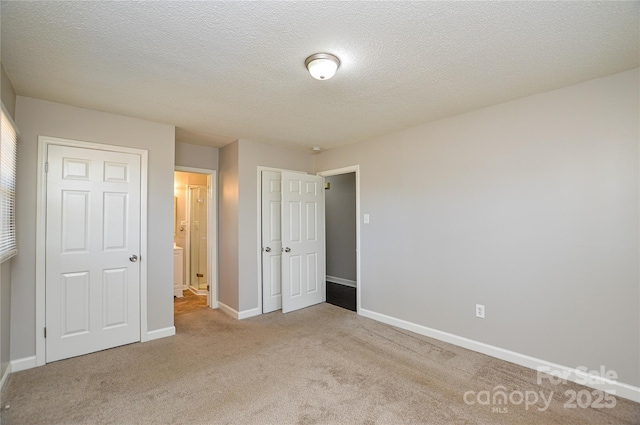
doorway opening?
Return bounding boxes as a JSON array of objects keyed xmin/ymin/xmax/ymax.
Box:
[
  {"xmin": 173, "ymin": 168, "xmax": 218, "ymax": 316},
  {"xmin": 318, "ymin": 166, "xmax": 360, "ymax": 313}
]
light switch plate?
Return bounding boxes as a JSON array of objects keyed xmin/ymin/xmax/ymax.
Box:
[{"xmin": 364, "ymin": 214, "xmax": 370, "ymax": 224}]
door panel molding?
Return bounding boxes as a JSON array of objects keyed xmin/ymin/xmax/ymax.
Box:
[{"xmin": 36, "ymin": 136, "xmax": 149, "ymax": 366}]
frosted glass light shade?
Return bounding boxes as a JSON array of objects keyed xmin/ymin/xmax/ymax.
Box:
[{"xmin": 305, "ymin": 53, "xmax": 340, "ymax": 80}]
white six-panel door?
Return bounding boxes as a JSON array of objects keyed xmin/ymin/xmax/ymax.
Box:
[
  {"xmin": 281, "ymin": 172, "xmax": 325, "ymax": 313},
  {"xmin": 261, "ymin": 171, "xmax": 283, "ymax": 313},
  {"xmin": 46, "ymin": 144, "xmax": 141, "ymax": 362}
]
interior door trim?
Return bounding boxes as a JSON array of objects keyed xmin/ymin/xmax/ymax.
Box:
[{"xmin": 35, "ymin": 136, "xmax": 149, "ymax": 366}]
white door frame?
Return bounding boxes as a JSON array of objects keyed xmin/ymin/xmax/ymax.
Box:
[
  {"xmin": 35, "ymin": 136, "xmax": 149, "ymax": 366},
  {"xmin": 175, "ymin": 166, "xmax": 218, "ymax": 309},
  {"xmin": 317, "ymin": 166, "xmax": 361, "ymax": 313},
  {"xmin": 256, "ymin": 167, "xmax": 307, "ymax": 314}
]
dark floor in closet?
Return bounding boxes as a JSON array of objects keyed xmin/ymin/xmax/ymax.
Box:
[{"xmin": 326, "ymin": 282, "xmax": 356, "ymax": 312}]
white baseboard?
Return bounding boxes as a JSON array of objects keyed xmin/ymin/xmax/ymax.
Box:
[
  {"xmin": 145, "ymin": 326, "xmax": 175, "ymax": 341},
  {"xmin": 218, "ymin": 302, "xmax": 239, "ymax": 319},
  {"xmin": 188, "ymin": 287, "xmax": 207, "ymax": 296},
  {"xmin": 218, "ymin": 302, "xmax": 261, "ymax": 320},
  {"xmin": 0, "ymin": 362, "xmax": 11, "ymax": 390},
  {"xmin": 326, "ymin": 275, "xmax": 357, "ymax": 288},
  {"xmin": 10, "ymin": 356, "xmax": 37, "ymax": 373},
  {"xmin": 210, "ymin": 300, "xmax": 219, "ymax": 309},
  {"xmin": 8, "ymin": 331, "xmax": 175, "ymax": 376},
  {"xmin": 238, "ymin": 307, "xmax": 261, "ymax": 320},
  {"xmin": 359, "ymin": 308, "xmax": 640, "ymax": 403}
]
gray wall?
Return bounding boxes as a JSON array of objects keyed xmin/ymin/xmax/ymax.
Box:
[
  {"xmin": 325, "ymin": 173, "xmax": 357, "ymax": 282},
  {"xmin": 237, "ymin": 139, "xmax": 314, "ymax": 312},
  {"xmin": 314, "ymin": 69, "xmax": 640, "ymax": 387},
  {"xmin": 218, "ymin": 141, "xmax": 239, "ymax": 310},
  {"xmin": 218, "ymin": 139, "xmax": 314, "ymax": 313},
  {"xmin": 12, "ymin": 97, "xmax": 175, "ymax": 360},
  {"xmin": 1, "ymin": 63, "xmax": 16, "ymax": 119},
  {"xmin": 175, "ymin": 141, "xmax": 219, "ymax": 170},
  {"xmin": 0, "ymin": 62, "xmax": 16, "ymax": 380}
]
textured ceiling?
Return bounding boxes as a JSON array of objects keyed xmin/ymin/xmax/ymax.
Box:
[{"xmin": 1, "ymin": 1, "xmax": 638, "ymax": 151}]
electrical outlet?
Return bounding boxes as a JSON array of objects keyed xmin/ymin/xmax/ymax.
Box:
[{"xmin": 476, "ymin": 304, "xmax": 485, "ymax": 319}]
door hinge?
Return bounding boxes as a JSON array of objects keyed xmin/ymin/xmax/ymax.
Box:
[
  {"xmin": 44, "ymin": 162, "xmax": 49, "ymax": 173},
  {"xmin": 207, "ymin": 285, "xmax": 210, "ymax": 291},
  {"xmin": 44, "ymin": 327, "xmax": 47, "ymax": 338}
]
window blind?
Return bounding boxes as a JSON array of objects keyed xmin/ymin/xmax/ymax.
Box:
[{"xmin": 0, "ymin": 103, "xmax": 18, "ymax": 262}]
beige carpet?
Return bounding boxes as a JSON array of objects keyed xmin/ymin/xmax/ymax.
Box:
[{"xmin": 1, "ymin": 303, "xmax": 638, "ymax": 424}]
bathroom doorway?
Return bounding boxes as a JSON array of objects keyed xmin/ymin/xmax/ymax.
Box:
[{"xmin": 173, "ymin": 168, "xmax": 218, "ymax": 312}]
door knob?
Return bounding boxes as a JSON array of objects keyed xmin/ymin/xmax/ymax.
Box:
[
  {"xmin": 129, "ymin": 255, "xmax": 138, "ymax": 262},
  {"xmin": 264, "ymin": 247, "xmax": 271, "ymax": 252},
  {"xmin": 284, "ymin": 247, "xmax": 291, "ymax": 253}
]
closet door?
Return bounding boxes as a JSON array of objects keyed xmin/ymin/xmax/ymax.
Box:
[
  {"xmin": 261, "ymin": 171, "xmax": 283, "ymax": 313},
  {"xmin": 281, "ymin": 172, "xmax": 325, "ymax": 313},
  {"xmin": 46, "ymin": 144, "xmax": 141, "ymax": 362}
]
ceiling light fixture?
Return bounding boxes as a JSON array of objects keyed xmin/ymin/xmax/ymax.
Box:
[{"xmin": 305, "ymin": 53, "xmax": 340, "ymax": 80}]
